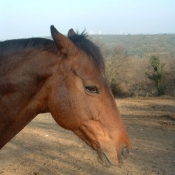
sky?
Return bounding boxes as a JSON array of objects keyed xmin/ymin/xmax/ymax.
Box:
[{"xmin": 0, "ymin": 0, "xmax": 175, "ymax": 40}]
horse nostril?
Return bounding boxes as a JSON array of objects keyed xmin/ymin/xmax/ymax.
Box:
[{"xmin": 122, "ymin": 147, "xmax": 129, "ymax": 159}]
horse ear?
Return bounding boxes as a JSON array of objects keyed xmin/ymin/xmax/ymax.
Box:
[
  {"xmin": 50, "ymin": 25, "xmax": 78, "ymax": 56},
  {"xmin": 68, "ymin": 28, "xmax": 76, "ymax": 37}
]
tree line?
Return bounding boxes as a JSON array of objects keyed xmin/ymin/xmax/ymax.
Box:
[{"xmin": 99, "ymin": 44, "xmax": 175, "ymax": 97}]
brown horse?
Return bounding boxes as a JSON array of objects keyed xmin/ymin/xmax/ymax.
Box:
[{"xmin": 0, "ymin": 25, "xmax": 130, "ymax": 167}]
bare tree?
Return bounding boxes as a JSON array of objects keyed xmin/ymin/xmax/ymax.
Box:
[{"xmin": 102, "ymin": 45, "xmax": 129, "ymax": 96}]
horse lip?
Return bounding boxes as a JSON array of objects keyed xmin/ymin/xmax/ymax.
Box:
[{"xmin": 97, "ymin": 150, "xmax": 112, "ymax": 167}]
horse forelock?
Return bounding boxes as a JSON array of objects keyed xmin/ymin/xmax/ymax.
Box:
[{"xmin": 68, "ymin": 31, "xmax": 105, "ymax": 72}]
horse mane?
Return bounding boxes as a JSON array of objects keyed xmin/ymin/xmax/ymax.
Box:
[
  {"xmin": 68, "ymin": 31, "xmax": 105, "ymax": 71},
  {"xmin": 0, "ymin": 31, "xmax": 104, "ymax": 71},
  {"xmin": 0, "ymin": 38, "xmax": 55, "ymax": 56}
]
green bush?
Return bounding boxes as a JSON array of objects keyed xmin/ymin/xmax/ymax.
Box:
[{"xmin": 146, "ymin": 55, "xmax": 166, "ymax": 96}]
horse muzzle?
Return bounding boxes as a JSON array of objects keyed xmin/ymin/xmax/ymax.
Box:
[{"xmin": 96, "ymin": 146, "xmax": 129, "ymax": 167}]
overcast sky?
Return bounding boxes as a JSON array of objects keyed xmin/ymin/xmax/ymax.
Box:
[{"xmin": 1, "ymin": 0, "xmax": 175, "ymax": 40}]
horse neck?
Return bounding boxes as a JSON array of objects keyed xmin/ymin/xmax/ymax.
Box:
[{"xmin": 0, "ymin": 49, "xmax": 59, "ymax": 148}]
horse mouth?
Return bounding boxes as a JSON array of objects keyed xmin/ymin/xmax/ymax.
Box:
[
  {"xmin": 96, "ymin": 148, "xmax": 127, "ymax": 167},
  {"xmin": 97, "ymin": 150, "xmax": 112, "ymax": 167}
]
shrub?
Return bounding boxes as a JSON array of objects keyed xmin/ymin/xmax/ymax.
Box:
[{"xmin": 145, "ymin": 55, "xmax": 166, "ymax": 96}]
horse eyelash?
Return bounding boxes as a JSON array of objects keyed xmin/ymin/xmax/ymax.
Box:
[{"xmin": 85, "ymin": 86, "xmax": 99, "ymax": 94}]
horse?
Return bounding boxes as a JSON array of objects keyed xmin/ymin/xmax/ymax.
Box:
[{"xmin": 0, "ymin": 25, "xmax": 131, "ymax": 167}]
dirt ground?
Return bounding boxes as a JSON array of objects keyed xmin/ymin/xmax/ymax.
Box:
[{"xmin": 0, "ymin": 98, "xmax": 175, "ymax": 175}]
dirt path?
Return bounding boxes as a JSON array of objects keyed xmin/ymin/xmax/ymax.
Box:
[{"xmin": 0, "ymin": 98, "xmax": 175, "ymax": 175}]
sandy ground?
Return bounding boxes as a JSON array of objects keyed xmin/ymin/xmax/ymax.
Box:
[{"xmin": 0, "ymin": 98, "xmax": 175, "ymax": 175}]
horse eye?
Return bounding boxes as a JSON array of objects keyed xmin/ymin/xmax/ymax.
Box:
[{"xmin": 85, "ymin": 86, "xmax": 99, "ymax": 94}]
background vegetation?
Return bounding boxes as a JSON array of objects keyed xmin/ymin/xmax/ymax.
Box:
[{"xmin": 90, "ymin": 34, "xmax": 175, "ymax": 97}]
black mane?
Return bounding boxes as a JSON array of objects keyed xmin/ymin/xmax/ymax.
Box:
[
  {"xmin": 0, "ymin": 31, "xmax": 104, "ymax": 71},
  {"xmin": 0, "ymin": 38, "xmax": 55, "ymax": 56},
  {"xmin": 68, "ymin": 32, "xmax": 104, "ymax": 71}
]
